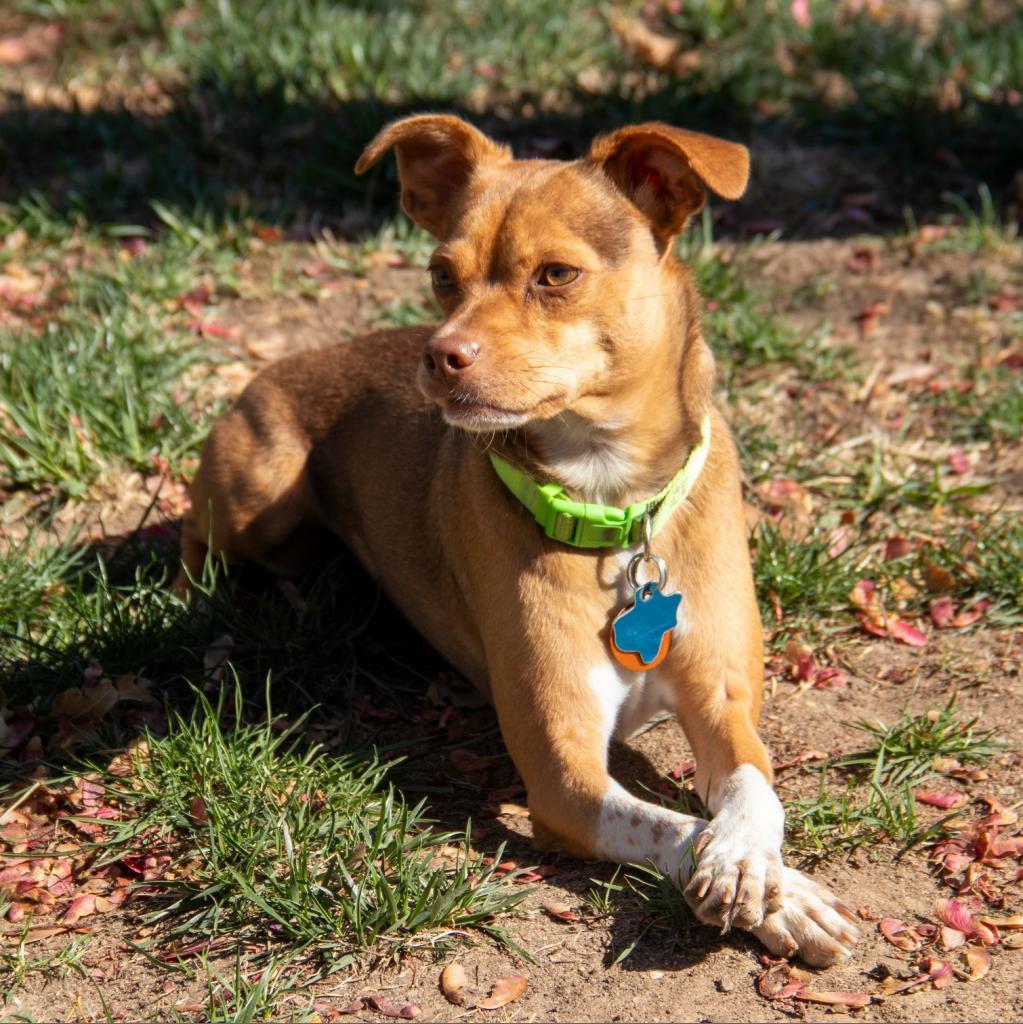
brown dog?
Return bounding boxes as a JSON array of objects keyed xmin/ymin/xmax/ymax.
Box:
[{"xmin": 177, "ymin": 115, "xmax": 858, "ymax": 965}]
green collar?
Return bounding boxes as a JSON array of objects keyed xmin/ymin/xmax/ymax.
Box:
[{"xmin": 488, "ymin": 414, "xmax": 712, "ymax": 549}]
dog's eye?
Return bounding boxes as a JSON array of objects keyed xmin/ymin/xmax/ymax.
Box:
[
  {"xmin": 429, "ymin": 265, "xmax": 455, "ymax": 290},
  {"xmin": 538, "ymin": 264, "xmax": 581, "ymax": 288}
]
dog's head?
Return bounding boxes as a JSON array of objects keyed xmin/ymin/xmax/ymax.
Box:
[{"xmin": 356, "ymin": 115, "xmax": 748, "ymax": 435}]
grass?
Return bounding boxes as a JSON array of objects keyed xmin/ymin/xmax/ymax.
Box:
[
  {"xmin": 0, "ymin": 929, "xmax": 90, "ymax": 1002},
  {"xmin": 88, "ymin": 682, "xmax": 526, "ymax": 967},
  {"xmin": 751, "ymin": 520, "xmax": 863, "ymax": 631},
  {"xmin": 785, "ymin": 701, "xmax": 1002, "ymax": 856}
]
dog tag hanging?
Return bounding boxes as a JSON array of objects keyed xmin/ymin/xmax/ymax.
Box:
[{"xmin": 610, "ymin": 552, "xmax": 682, "ymax": 672}]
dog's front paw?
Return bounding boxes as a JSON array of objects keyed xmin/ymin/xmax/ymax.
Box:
[
  {"xmin": 683, "ymin": 827, "xmax": 784, "ymax": 930},
  {"xmin": 752, "ymin": 866, "xmax": 859, "ymax": 967}
]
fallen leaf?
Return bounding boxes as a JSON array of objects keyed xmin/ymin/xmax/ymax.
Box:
[
  {"xmin": 879, "ymin": 917, "xmax": 923, "ymax": 952},
  {"xmin": 52, "ymin": 682, "xmax": 119, "ymax": 724},
  {"xmin": 922, "ymin": 557, "xmax": 957, "ymax": 593},
  {"xmin": 849, "ymin": 579, "xmax": 880, "ymax": 611},
  {"xmin": 915, "ymin": 789, "xmax": 966, "ymax": 809},
  {"xmin": 756, "ymin": 963, "xmax": 806, "ymax": 999},
  {"xmin": 935, "ymin": 898, "xmax": 977, "ymax": 936},
  {"xmin": 947, "ymin": 450, "xmax": 970, "ymax": 475},
  {"xmin": 929, "ymin": 598, "xmax": 957, "ymax": 629},
  {"xmin": 951, "ymin": 599, "xmax": 991, "ymax": 628},
  {"xmin": 756, "ymin": 478, "xmax": 813, "ymax": 519},
  {"xmin": 979, "ymin": 914, "xmax": 1023, "ymax": 930},
  {"xmin": 940, "ymin": 925, "xmax": 966, "ymax": 950},
  {"xmin": 440, "ymin": 963, "xmax": 468, "ymax": 1006},
  {"xmin": 921, "ymin": 956, "xmax": 953, "ymax": 989},
  {"xmin": 364, "ymin": 995, "xmax": 420, "ymax": 1019},
  {"xmin": 477, "ymin": 974, "xmax": 527, "ymax": 1010},
  {"xmin": 794, "ymin": 990, "xmax": 871, "ymax": 1008},
  {"xmin": 60, "ymin": 893, "xmax": 96, "ymax": 925},
  {"xmin": 886, "ymin": 617, "xmax": 928, "ymax": 646},
  {"xmin": 963, "ymin": 947, "xmax": 991, "ymax": 980},
  {"xmin": 884, "ymin": 536, "xmax": 915, "ymax": 560},
  {"xmin": 0, "ymin": 25, "xmax": 62, "ymax": 65},
  {"xmin": 188, "ymin": 795, "xmax": 208, "ymax": 825},
  {"xmin": 542, "ymin": 901, "xmax": 578, "ymax": 922}
]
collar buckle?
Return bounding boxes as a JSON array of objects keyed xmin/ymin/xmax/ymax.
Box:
[{"xmin": 538, "ymin": 493, "xmax": 632, "ymax": 548}]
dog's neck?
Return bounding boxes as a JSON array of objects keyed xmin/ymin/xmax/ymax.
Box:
[{"xmin": 492, "ymin": 270, "xmax": 712, "ymax": 507}]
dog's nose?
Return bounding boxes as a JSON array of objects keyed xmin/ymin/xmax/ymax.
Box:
[{"xmin": 423, "ymin": 335, "xmax": 480, "ymax": 378}]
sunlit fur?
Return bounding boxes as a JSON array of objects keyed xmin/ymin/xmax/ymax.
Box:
[{"xmin": 178, "ymin": 115, "xmax": 858, "ymax": 966}]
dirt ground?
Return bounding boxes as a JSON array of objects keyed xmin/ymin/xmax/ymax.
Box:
[{"xmin": 4, "ymin": 231, "xmax": 1022, "ymax": 1022}]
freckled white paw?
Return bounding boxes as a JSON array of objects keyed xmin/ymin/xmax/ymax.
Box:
[
  {"xmin": 683, "ymin": 827, "xmax": 784, "ymax": 930},
  {"xmin": 752, "ymin": 866, "xmax": 859, "ymax": 967}
]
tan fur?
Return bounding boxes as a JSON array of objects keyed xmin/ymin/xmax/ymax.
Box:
[{"xmin": 178, "ymin": 116, "xmax": 857, "ymax": 963}]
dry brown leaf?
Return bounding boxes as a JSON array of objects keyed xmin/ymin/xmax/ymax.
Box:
[
  {"xmin": 963, "ymin": 947, "xmax": 991, "ymax": 981},
  {"xmin": 52, "ymin": 681, "xmax": 119, "ymax": 724},
  {"xmin": 542, "ymin": 901, "xmax": 579, "ymax": 923},
  {"xmin": 440, "ymin": 963, "xmax": 468, "ymax": 1006},
  {"xmin": 794, "ymin": 990, "xmax": 872, "ymax": 1008},
  {"xmin": 60, "ymin": 893, "xmax": 96, "ymax": 925},
  {"xmin": 922, "ymin": 556, "xmax": 956, "ymax": 593},
  {"xmin": 478, "ymin": 974, "xmax": 527, "ymax": 1010}
]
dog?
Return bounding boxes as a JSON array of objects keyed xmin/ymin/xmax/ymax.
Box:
[{"xmin": 176, "ymin": 114, "xmax": 859, "ymax": 965}]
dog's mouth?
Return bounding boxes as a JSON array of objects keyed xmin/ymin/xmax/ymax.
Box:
[{"xmin": 439, "ymin": 392, "xmax": 567, "ymax": 431}]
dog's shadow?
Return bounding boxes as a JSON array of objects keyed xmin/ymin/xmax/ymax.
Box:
[{"xmin": 3, "ymin": 526, "xmax": 757, "ymax": 975}]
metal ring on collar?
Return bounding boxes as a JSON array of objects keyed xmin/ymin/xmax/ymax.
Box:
[{"xmin": 626, "ymin": 552, "xmax": 668, "ymax": 591}]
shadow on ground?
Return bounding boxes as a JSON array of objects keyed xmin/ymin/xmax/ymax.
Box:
[{"xmin": 2, "ymin": 78, "xmax": 1021, "ymax": 239}]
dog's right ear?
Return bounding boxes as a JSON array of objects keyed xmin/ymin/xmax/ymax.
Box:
[{"xmin": 355, "ymin": 115, "xmax": 512, "ymax": 239}]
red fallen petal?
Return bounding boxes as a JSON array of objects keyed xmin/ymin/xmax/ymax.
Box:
[
  {"xmin": 542, "ymin": 902, "xmax": 579, "ymax": 922},
  {"xmin": 60, "ymin": 893, "xmax": 97, "ymax": 925},
  {"xmin": 929, "ymin": 597, "xmax": 957, "ymax": 629},
  {"xmin": 0, "ymin": 865, "xmax": 32, "ymax": 886},
  {"xmin": 856, "ymin": 612, "xmax": 889, "ymax": 638},
  {"xmin": 990, "ymin": 836, "xmax": 1023, "ymax": 857},
  {"xmin": 915, "ymin": 789, "xmax": 966, "ymax": 809},
  {"xmin": 935, "ymin": 898, "xmax": 977, "ymax": 935},
  {"xmin": 922, "ymin": 956, "xmax": 953, "ymax": 989},
  {"xmin": 812, "ymin": 667, "xmax": 848, "ymax": 689},
  {"xmin": 794, "ymin": 990, "xmax": 872, "ymax": 1008},
  {"xmin": 940, "ymin": 925, "xmax": 966, "ymax": 949},
  {"xmin": 948, "ymin": 450, "xmax": 970, "ymax": 474},
  {"xmin": 884, "ymin": 536, "xmax": 915, "ymax": 561},
  {"xmin": 887, "ymin": 617, "xmax": 928, "ymax": 646},
  {"xmin": 952, "ymin": 599, "xmax": 992, "ymax": 628},
  {"xmin": 943, "ymin": 852, "xmax": 975, "ymax": 874},
  {"xmin": 879, "ymin": 917, "xmax": 923, "ymax": 951},
  {"xmin": 849, "ymin": 580, "xmax": 879, "ymax": 611}
]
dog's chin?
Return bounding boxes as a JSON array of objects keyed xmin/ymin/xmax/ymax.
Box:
[{"xmin": 439, "ymin": 400, "xmax": 533, "ymax": 432}]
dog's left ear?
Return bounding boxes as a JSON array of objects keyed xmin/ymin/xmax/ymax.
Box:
[{"xmin": 588, "ymin": 124, "xmax": 749, "ymax": 248}]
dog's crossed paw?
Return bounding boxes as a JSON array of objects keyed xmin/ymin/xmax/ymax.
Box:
[
  {"xmin": 683, "ymin": 826, "xmax": 784, "ymax": 930},
  {"xmin": 752, "ymin": 866, "xmax": 859, "ymax": 967}
]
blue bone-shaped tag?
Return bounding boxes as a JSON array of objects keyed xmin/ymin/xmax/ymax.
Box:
[{"xmin": 611, "ymin": 583, "xmax": 682, "ymax": 663}]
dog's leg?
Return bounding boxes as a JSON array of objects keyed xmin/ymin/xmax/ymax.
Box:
[
  {"xmin": 665, "ymin": 640, "xmax": 858, "ymax": 965},
  {"xmin": 491, "ymin": 655, "xmax": 708, "ymax": 885},
  {"xmin": 173, "ymin": 393, "xmax": 316, "ymax": 594}
]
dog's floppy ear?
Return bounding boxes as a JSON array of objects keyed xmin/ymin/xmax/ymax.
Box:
[
  {"xmin": 355, "ymin": 115, "xmax": 512, "ymax": 239},
  {"xmin": 588, "ymin": 123, "xmax": 749, "ymax": 248}
]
